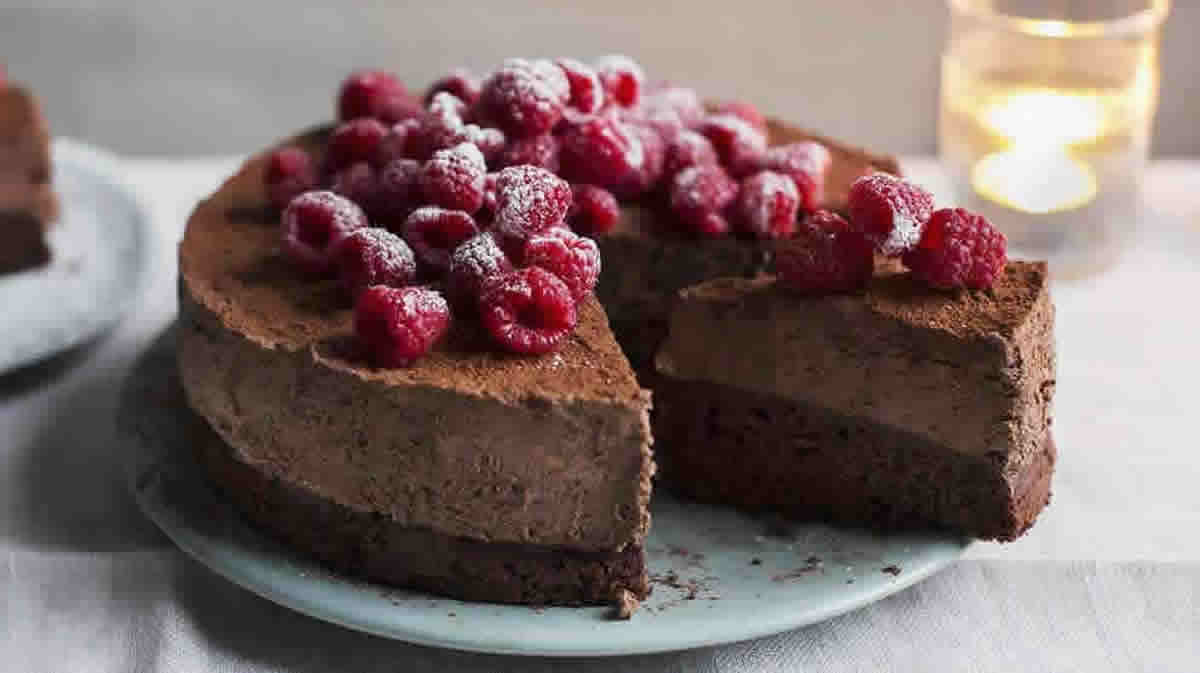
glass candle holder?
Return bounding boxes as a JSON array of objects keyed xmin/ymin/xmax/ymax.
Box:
[{"xmin": 939, "ymin": 0, "xmax": 1168, "ymax": 276}]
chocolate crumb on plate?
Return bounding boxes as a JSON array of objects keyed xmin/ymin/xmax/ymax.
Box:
[{"xmin": 612, "ymin": 589, "xmax": 640, "ymax": 620}]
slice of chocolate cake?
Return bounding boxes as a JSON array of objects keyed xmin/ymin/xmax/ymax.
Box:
[
  {"xmin": 596, "ymin": 120, "xmax": 899, "ymax": 372},
  {"xmin": 178, "ymin": 127, "xmax": 654, "ymax": 606},
  {"xmin": 0, "ymin": 79, "xmax": 57, "ymax": 273},
  {"xmin": 653, "ymin": 263, "xmax": 1056, "ymax": 540}
]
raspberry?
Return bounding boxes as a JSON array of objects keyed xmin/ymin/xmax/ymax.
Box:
[
  {"xmin": 736, "ymin": 170, "xmax": 800, "ymax": 239},
  {"xmin": 354, "ymin": 286, "xmax": 451, "ymax": 368},
  {"xmin": 326, "ymin": 118, "xmax": 388, "ymax": 173},
  {"xmin": 846, "ymin": 173, "xmax": 934, "ymax": 256},
  {"xmin": 555, "ymin": 58, "xmax": 605, "ymax": 113},
  {"xmin": 640, "ymin": 85, "xmax": 705, "ymax": 129},
  {"xmin": 425, "ymin": 68, "xmax": 481, "ymax": 106},
  {"xmin": 668, "ymin": 164, "xmax": 739, "ymax": 237},
  {"xmin": 478, "ymin": 172, "xmax": 500, "ymax": 223},
  {"xmin": 280, "ymin": 191, "xmax": 368, "ymax": 275},
  {"xmin": 710, "ymin": 100, "xmax": 767, "ymax": 134},
  {"xmin": 523, "ymin": 228, "xmax": 601, "ymax": 301},
  {"xmin": 478, "ymin": 58, "xmax": 569, "ymax": 138},
  {"xmin": 446, "ymin": 232, "xmax": 513, "ymax": 305},
  {"xmin": 419, "ymin": 142, "xmax": 486, "ymax": 213},
  {"xmin": 491, "ymin": 165, "xmax": 573, "ymax": 249},
  {"xmin": 373, "ymin": 158, "xmax": 422, "ymax": 223},
  {"xmin": 758, "ymin": 142, "xmax": 831, "ymax": 213},
  {"xmin": 479, "ymin": 267, "xmax": 578, "ymax": 355},
  {"xmin": 497, "ymin": 133, "xmax": 560, "ymax": 172},
  {"xmin": 617, "ymin": 123, "xmax": 665, "ymax": 196},
  {"xmin": 412, "ymin": 93, "xmax": 507, "ymax": 161},
  {"xmin": 662, "ymin": 129, "xmax": 719, "ymax": 180},
  {"xmin": 558, "ymin": 114, "xmax": 644, "ymax": 189},
  {"xmin": 401, "ymin": 206, "xmax": 480, "ymax": 273},
  {"xmin": 568, "ymin": 184, "xmax": 620, "ymax": 235},
  {"xmin": 372, "ymin": 118, "xmax": 421, "ymax": 167},
  {"xmin": 699, "ymin": 114, "xmax": 767, "ymax": 176},
  {"xmin": 429, "ymin": 90, "xmax": 469, "ymax": 121},
  {"xmin": 775, "ymin": 210, "xmax": 874, "ymax": 295},
  {"xmin": 332, "ymin": 227, "xmax": 418, "ymax": 296},
  {"xmin": 264, "ymin": 147, "xmax": 317, "ymax": 211},
  {"xmin": 376, "ymin": 96, "xmax": 424, "ymax": 126},
  {"xmin": 337, "ymin": 70, "xmax": 413, "ymax": 123},
  {"xmin": 594, "ymin": 55, "xmax": 644, "ymax": 107},
  {"xmin": 330, "ymin": 161, "xmax": 379, "ymax": 214},
  {"xmin": 902, "ymin": 208, "xmax": 1007, "ymax": 289},
  {"xmin": 622, "ymin": 102, "xmax": 684, "ymax": 140}
]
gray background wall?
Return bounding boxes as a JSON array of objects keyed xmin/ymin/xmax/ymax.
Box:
[{"xmin": 1, "ymin": 1, "xmax": 1196, "ymax": 157}]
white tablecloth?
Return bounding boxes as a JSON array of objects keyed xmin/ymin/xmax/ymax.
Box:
[{"xmin": 2, "ymin": 156, "xmax": 1198, "ymax": 672}]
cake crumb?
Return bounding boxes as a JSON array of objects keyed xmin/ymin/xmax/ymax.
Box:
[
  {"xmin": 772, "ymin": 556, "xmax": 823, "ymax": 582},
  {"xmin": 611, "ymin": 589, "xmax": 639, "ymax": 620}
]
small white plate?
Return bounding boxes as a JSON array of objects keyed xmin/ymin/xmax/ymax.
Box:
[
  {"xmin": 121, "ymin": 327, "xmax": 968, "ymax": 657},
  {"xmin": 0, "ymin": 139, "xmax": 150, "ymax": 374}
]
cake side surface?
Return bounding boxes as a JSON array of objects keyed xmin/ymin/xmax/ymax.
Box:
[
  {"xmin": 176, "ymin": 129, "xmax": 654, "ymax": 603},
  {"xmin": 595, "ymin": 117, "xmax": 899, "ymax": 373}
]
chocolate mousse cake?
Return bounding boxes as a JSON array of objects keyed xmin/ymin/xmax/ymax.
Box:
[
  {"xmin": 176, "ymin": 55, "xmax": 1056, "ymax": 608},
  {"xmin": 654, "ymin": 263, "xmax": 1055, "ymax": 540},
  {"xmin": 0, "ymin": 70, "xmax": 57, "ymax": 273}
]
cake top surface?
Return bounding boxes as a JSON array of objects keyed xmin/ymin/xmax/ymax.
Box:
[
  {"xmin": 180, "ymin": 128, "xmax": 644, "ymax": 406},
  {"xmin": 682, "ymin": 259, "xmax": 1049, "ymax": 340}
]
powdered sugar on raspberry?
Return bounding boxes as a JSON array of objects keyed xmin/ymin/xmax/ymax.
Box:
[
  {"xmin": 433, "ymin": 141, "xmax": 485, "ymax": 176},
  {"xmin": 704, "ymin": 114, "xmax": 767, "ymax": 153},
  {"xmin": 739, "ymin": 170, "xmax": 799, "ymax": 239},
  {"xmin": 556, "ymin": 58, "xmax": 605, "ymax": 113},
  {"xmin": 643, "ymin": 86, "xmax": 705, "ymax": 128},
  {"xmin": 493, "ymin": 165, "xmax": 573, "ymax": 238},
  {"xmin": 594, "ymin": 54, "xmax": 644, "ymax": 106},
  {"xmin": 848, "ymin": 173, "xmax": 934, "ymax": 256}
]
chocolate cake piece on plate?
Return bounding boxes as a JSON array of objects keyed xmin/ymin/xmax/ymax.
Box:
[
  {"xmin": 179, "ymin": 127, "xmax": 654, "ymax": 606},
  {"xmin": 0, "ymin": 73, "xmax": 57, "ymax": 273},
  {"xmin": 654, "ymin": 262, "xmax": 1056, "ymax": 540}
]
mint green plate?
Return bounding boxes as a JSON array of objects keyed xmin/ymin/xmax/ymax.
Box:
[{"xmin": 120, "ymin": 328, "xmax": 967, "ymax": 657}]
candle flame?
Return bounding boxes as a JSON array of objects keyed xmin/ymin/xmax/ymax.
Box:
[
  {"xmin": 982, "ymin": 90, "xmax": 1105, "ymax": 147},
  {"xmin": 971, "ymin": 89, "xmax": 1106, "ymax": 213}
]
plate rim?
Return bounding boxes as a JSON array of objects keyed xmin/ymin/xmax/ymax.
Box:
[
  {"xmin": 121, "ymin": 327, "xmax": 969, "ymax": 657},
  {"xmin": 0, "ymin": 138, "xmax": 152, "ymax": 374}
]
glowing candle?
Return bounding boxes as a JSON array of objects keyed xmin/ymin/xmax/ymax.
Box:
[
  {"xmin": 969, "ymin": 89, "xmax": 1104, "ymax": 213},
  {"xmin": 939, "ymin": 0, "xmax": 1167, "ymax": 266}
]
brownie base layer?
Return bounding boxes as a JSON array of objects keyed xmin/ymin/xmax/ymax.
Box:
[
  {"xmin": 191, "ymin": 408, "xmax": 649, "ymax": 606},
  {"xmin": 654, "ymin": 377, "xmax": 1055, "ymax": 541},
  {"xmin": 0, "ymin": 210, "xmax": 51, "ymax": 273}
]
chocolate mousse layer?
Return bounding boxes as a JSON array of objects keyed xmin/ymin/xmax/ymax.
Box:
[
  {"xmin": 654, "ymin": 263, "xmax": 1056, "ymax": 540},
  {"xmin": 596, "ymin": 119, "xmax": 899, "ymax": 372},
  {"xmin": 178, "ymin": 128, "xmax": 654, "ymax": 604},
  {"xmin": 0, "ymin": 85, "xmax": 56, "ymax": 273}
]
